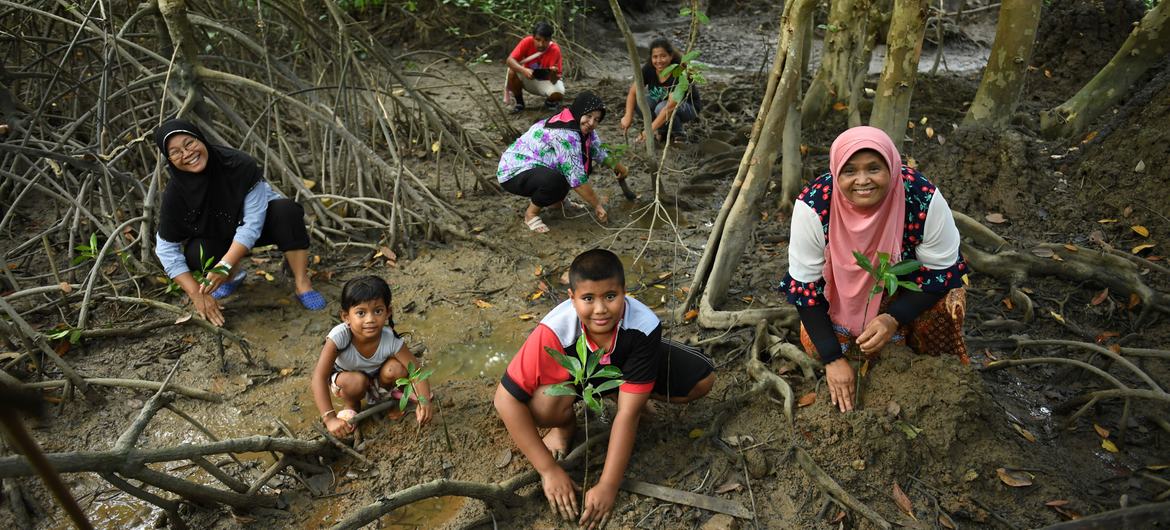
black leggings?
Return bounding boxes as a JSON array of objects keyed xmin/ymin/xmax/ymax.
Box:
[
  {"xmin": 501, "ymin": 166, "xmax": 571, "ymax": 208},
  {"xmin": 182, "ymin": 198, "xmax": 309, "ymax": 271}
]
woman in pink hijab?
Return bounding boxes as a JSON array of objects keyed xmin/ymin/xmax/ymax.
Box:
[{"xmin": 783, "ymin": 126, "xmax": 968, "ymax": 412}]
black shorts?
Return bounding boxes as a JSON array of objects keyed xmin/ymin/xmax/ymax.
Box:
[{"xmin": 652, "ymin": 339, "xmax": 715, "ymax": 398}]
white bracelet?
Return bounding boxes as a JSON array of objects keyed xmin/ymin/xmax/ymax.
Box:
[{"xmin": 215, "ymin": 259, "xmax": 233, "ymax": 271}]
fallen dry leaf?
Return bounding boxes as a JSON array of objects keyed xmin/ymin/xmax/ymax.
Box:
[
  {"xmin": 886, "ymin": 400, "xmax": 901, "ymax": 417},
  {"xmin": 1045, "ymin": 499, "xmax": 1070, "ymax": 507},
  {"xmin": 473, "ymin": 299, "xmax": 493, "ymax": 309},
  {"xmin": 997, "ymin": 468, "xmax": 1034, "ymax": 487},
  {"xmin": 1132, "ymin": 243, "xmax": 1156, "ymax": 254},
  {"xmin": 684, "ymin": 309, "xmax": 699, "ymax": 322},
  {"xmin": 1031, "ymin": 247, "xmax": 1055, "ymax": 258},
  {"xmin": 926, "ymin": 126, "xmax": 935, "ymax": 139},
  {"xmin": 688, "ymin": 428, "xmax": 704, "ymax": 439},
  {"xmin": 1129, "ymin": 293, "xmax": 1141, "ymax": 309},
  {"xmin": 832, "ymin": 102, "xmax": 848, "ymax": 111},
  {"xmin": 830, "ymin": 511, "xmax": 846, "ymax": 524},
  {"xmin": 892, "ymin": 482, "xmax": 915, "ymax": 518},
  {"xmin": 279, "ymin": 367, "xmax": 294, "ymax": 377},
  {"xmin": 1081, "ymin": 130, "xmax": 1098, "ymax": 144},
  {"xmin": 715, "ymin": 481, "xmax": 743, "ymax": 494},
  {"xmin": 1012, "ymin": 423, "xmax": 1037, "ymax": 443},
  {"xmin": 559, "ymin": 271, "xmax": 570, "ymax": 285},
  {"xmin": 906, "ymin": 157, "xmax": 918, "ymax": 169},
  {"xmin": 1091, "ymin": 288, "xmax": 1110, "ymax": 306},
  {"xmin": 939, "ymin": 513, "xmax": 956, "ymax": 529},
  {"xmin": 174, "ymin": 314, "xmax": 192, "ymax": 324},
  {"xmin": 1101, "ymin": 439, "xmax": 1119, "ymax": 453},
  {"xmin": 1063, "ymin": 243, "xmax": 1078, "ymax": 252},
  {"xmin": 518, "ymin": 313, "xmax": 536, "ymax": 321},
  {"xmin": 534, "ymin": 264, "xmax": 543, "ymax": 276},
  {"xmin": 1093, "ymin": 424, "xmax": 1110, "ymax": 438},
  {"xmin": 1123, "ymin": 206, "xmax": 1134, "ymax": 217},
  {"xmin": 985, "ymin": 213, "xmax": 1007, "ymax": 224},
  {"xmin": 59, "ymin": 282, "xmax": 72, "ymax": 293},
  {"xmin": 1132, "ymin": 225, "xmax": 1150, "ymax": 237},
  {"xmin": 1048, "ymin": 310, "xmax": 1066, "ymax": 324},
  {"xmin": 529, "ymin": 291, "xmax": 543, "ymax": 301},
  {"xmin": 797, "ymin": 392, "xmax": 816, "ymax": 407},
  {"xmin": 963, "ymin": 469, "xmax": 979, "ymax": 482},
  {"xmin": 1098, "ymin": 218, "xmax": 1118, "ymax": 224}
]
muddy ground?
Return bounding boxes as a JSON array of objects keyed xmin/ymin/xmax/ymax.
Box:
[{"xmin": 4, "ymin": 1, "xmax": 1170, "ymax": 529}]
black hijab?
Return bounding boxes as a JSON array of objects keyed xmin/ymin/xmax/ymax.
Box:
[
  {"xmin": 544, "ymin": 91, "xmax": 606, "ymax": 174},
  {"xmin": 154, "ymin": 119, "xmax": 263, "ymax": 243}
]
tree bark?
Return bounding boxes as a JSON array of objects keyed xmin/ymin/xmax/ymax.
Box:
[
  {"xmin": 608, "ymin": 0, "xmax": 660, "ymax": 163},
  {"xmin": 869, "ymin": 0, "xmax": 929, "ymax": 150},
  {"xmin": 700, "ymin": 0, "xmax": 815, "ymax": 314},
  {"xmin": 1039, "ymin": 1, "xmax": 1170, "ymax": 138},
  {"xmin": 964, "ymin": 0, "xmax": 1042, "ymax": 127}
]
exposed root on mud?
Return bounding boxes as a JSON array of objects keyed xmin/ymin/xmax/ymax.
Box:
[{"xmin": 793, "ymin": 446, "xmax": 892, "ymax": 530}]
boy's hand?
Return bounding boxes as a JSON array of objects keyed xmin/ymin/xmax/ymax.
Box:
[
  {"xmin": 541, "ymin": 467, "xmax": 579, "ymax": 521},
  {"xmin": 579, "ymin": 481, "xmax": 618, "ymax": 529},
  {"xmin": 325, "ymin": 416, "xmax": 353, "ymax": 437},
  {"xmin": 415, "ymin": 400, "xmax": 433, "ymax": 426}
]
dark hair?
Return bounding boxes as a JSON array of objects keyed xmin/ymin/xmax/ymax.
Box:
[
  {"xmin": 569, "ymin": 249, "xmax": 625, "ymax": 289},
  {"xmin": 645, "ymin": 37, "xmax": 682, "ymax": 69},
  {"xmin": 340, "ymin": 275, "xmax": 400, "ymax": 336},
  {"xmin": 532, "ymin": 21, "xmax": 554, "ymax": 39}
]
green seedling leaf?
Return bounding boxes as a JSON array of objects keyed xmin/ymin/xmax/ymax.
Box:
[
  {"xmin": 594, "ymin": 365, "xmax": 623, "ymax": 380},
  {"xmin": 593, "ymin": 379, "xmax": 624, "ymax": 394},
  {"xmin": 886, "ymin": 276, "xmax": 898, "ymax": 296},
  {"xmin": 69, "ymin": 329, "xmax": 82, "ymax": 344},
  {"xmin": 899, "ymin": 281, "xmax": 922, "ymax": 292},
  {"xmin": 544, "ymin": 384, "xmax": 578, "ymax": 397},
  {"xmin": 853, "ymin": 251, "xmax": 874, "ymax": 273},
  {"xmin": 546, "ymin": 346, "xmax": 583, "ymax": 378},
  {"xmin": 396, "ymin": 377, "xmax": 410, "ymax": 387},
  {"xmin": 681, "ymin": 50, "xmax": 701, "ymax": 63},
  {"xmin": 888, "ymin": 259, "xmax": 923, "ymax": 276},
  {"xmin": 894, "ymin": 420, "xmax": 923, "ymax": 439},
  {"xmin": 583, "ymin": 390, "xmax": 601, "ymax": 413},
  {"xmin": 679, "ymin": 6, "xmax": 692, "ymax": 15},
  {"xmin": 697, "ymin": 12, "xmax": 709, "ymax": 24},
  {"xmin": 660, "ymin": 64, "xmax": 678, "ymax": 78},
  {"xmin": 46, "ymin": 328, "xmax": 72, "ymax": 340},
  {"xmin": 586, "ymin": 346, "xmax": 601, "ymax": 380}
]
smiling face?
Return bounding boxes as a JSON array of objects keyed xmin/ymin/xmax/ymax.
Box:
[
  {"xmin": 166, "ymin": 133, "xmax": 209, "ymax": 173},
  {"xmin": 837, "ymin": 149, "xmax": 891, "ymax": 209},
  {"xmin": 342, "ymin": 299, "xmax": 391, "ymax": 342},
  {"xmin": 650, "ymin": 46, "xmax": 672, "ymax": 74},
  {"xmin": 578, "ymin": 109, "xmax": 603, "ymax": 136},
  {"xmin": 569, "ymin": 277, "xmax": 626, "ymax": 342}
]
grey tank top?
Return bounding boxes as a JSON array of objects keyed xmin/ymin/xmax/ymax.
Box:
[{"xmin": 327, "ymin": 322, "xmax": 404, "ymax": 374}]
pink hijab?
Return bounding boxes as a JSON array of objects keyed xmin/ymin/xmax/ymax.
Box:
[{"xmin": 824, "ymin": 126, "xmax": 906, "ymax": 336}]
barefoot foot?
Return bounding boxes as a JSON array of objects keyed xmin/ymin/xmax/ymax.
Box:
[{"xmin": 542, "ymin": 424, "xmax": 575, "ymax": 460}]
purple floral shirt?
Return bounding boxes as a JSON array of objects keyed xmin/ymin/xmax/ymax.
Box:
[{"xmin": 497, "ymin": 120, "xmax": 608, "ymax": 188}]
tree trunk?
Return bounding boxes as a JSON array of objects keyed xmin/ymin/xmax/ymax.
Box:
[
  {"xmin": 1039, "ymin": 1, "xmax": 1170, "ymax": 139},
  {"xmin": 869, "ymin": 0, "xmax": 929, "ymax": 150},
  {"xmin": 699, "ymin": 0, "xmax": 815, "ymax": 316},
  {"xmin": 963, "ymin": 0, "xmax": 1042, "ymax": 127},
  {"xmin": 608, "ymin": 0, "xmax": 660, "ymax": 164},
  {"xmin": 780, "ymin": 17, "xmax": 812, "ymax": 211},
  {"xmin": 802, "ymin": 0, "xmax": 862, "ymax": 125}
]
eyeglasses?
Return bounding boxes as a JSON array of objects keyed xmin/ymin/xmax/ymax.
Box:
[{"xmin": 167, "ymin": 138, "xmax": 199, "ymax": 162}]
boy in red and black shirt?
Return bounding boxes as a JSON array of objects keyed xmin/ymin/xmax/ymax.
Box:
[{"xmin": 494, "ymin": 249, "xmax": 715, "ymax": 529}]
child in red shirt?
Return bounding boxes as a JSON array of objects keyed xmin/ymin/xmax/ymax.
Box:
[
  {"xmin": 504, "ymin": 21, "xmax": 566, "ymax": 113},
  {"xmin": 494, "ymin": 249, "xmax": 715, "ymax": 528}
]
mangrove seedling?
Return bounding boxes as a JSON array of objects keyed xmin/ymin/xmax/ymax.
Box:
[
  {"xmin": 851, "ymin": 250, "xmax": 922, "ymax": 409},
  {"xmin": 544, "ymin": 335, "xmax": 624, "ymax": 505},
  {"xmin": 395, "ymin": 362, "xmax": 452, "ymax": 451}
]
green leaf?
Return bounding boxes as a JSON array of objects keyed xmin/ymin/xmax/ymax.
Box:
[
  {"xmin": 575, "ymin": 335, "xmax": 589, "ymax": 373},
  {"xmin": 898, "ymin": 281, "xmax": 923, "ymax": 292},
  {"xmin": 672, "ymin": 76, "xmax": 690, "ymax": 103},
  {"xmin": 544, "ymin": 384, "xmax": 578, "ymax": 397},
  {"xmin": 396, "ymin": 377, "xmax": 410, "ymax": 386},
  {"xmin": 586, "ymin": 347, "xmax": 601, "ymax": 380},
  {"xmin": 681, "ymin": 50, "xmax": 701, "ymax": 63},
  {"xmin": 888, "ymin": 259, "xmax": 922, "ymax": 276},
  {"xmin": 659, "ymin": 64, "xmax": 678, "ymax": 78},
  {"xmin": 89, "ymin": 233, "xmax": 98, "ymax": 251},
  {"xmin": 594, "ymin": 365, "xmax": 623, "ymax": 380},
  {"xmin": 416, "ymin": 368, "xmax": 433, "ymax": 381},
  {"xmin": 593, "ymin": 379, "xmax": 624, "ymax": 394},
  {"xmin": 399, "ymin": 393, "xmax": 410, "ymax": 411},
  {"xmin": 679, "ymin": 7, "xmax": 692, "ymax": 15},
  {"xmin": 697, "ymin": 12, "xmax": 709, "ymax": 24},
  {"xmin": 583, "ymin": 390, "xmax": 601, "ymax": 413},
  {"xmin": 885, "ymin": 276, "xmax": 897, "ymax": 296},
  {"xmin": 853, "ymin": 251, "xmax": 874, "ymax": 273},
  {"xmin": 546, "ymin": 346, "xmax": 582, "ymax": 377}
]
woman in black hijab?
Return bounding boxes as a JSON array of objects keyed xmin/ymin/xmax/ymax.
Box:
[
  {"xmin": 495, "ymin": 91, "xmax": 628, "ymax": 233},
  {"xmin": 154, "ymin": 118, "xmax": 324, "ymax": 326}
]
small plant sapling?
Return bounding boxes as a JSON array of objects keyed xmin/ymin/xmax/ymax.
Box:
[
  {"xmin": 544, "ymin": 335, "xmax": 624, "ymax": 505},
  {"xmin": 850, "ymin": 250, "xmax": 922, "ymax": 409},
  {"xmin": 165, "ymin": 244, "xmax": 231, "ymax": 296},
  {"xmin": 395, "ymin": 362, "xmax": 452, "ymax": 451},
  {"xmin": 600, "ymin": 142, "xmax": 635, "ymax": 200}
]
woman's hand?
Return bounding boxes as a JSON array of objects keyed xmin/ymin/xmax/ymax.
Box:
[
  {"xmin": 619, "ymin": 115, "xmax": 633, "ymax": 133},
  {"xmin": 857, "ymin": 313, "xmax": 898, "ymax": 355},
  {"xmin": 199, "ymin": 268, "xmax": 229, "ymax": 295},
  {"xmin": 825, "ymin": 358, "xmax": 856, "ymax": 412},
  {"xmin": 613, "ymin": 163, "xmax": 629, "ymax": 179},
  {"xmin": 415, "ymin": 399, "xmax": 434, "ymax": 427},
  {"xmin": 325, "ymin": 416, "xmax": 353, "ymax": 438},
  {"xmin": 189, "ymin": 292, "xmax": 225, "ymax": 327},
  {"xmin": 594, "ymin": 204, "xmax": 608, "ymax": 224}
]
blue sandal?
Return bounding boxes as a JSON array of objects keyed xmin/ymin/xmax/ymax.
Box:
[
  {"xmin": 211, "ymin": 271, "xmax": 247, "ymax": 300},
  {"xmin": 296, "ymin": 290, "xmax": 327, "ymax": 311}
]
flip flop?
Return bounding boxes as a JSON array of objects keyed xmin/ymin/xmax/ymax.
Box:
[
  {"xmin": 525, "ymin": 215, "xmax": 550, "ymax": 233},
  {"xmin": 211, "ymin": 270, "xmax": 247, "ymax": 300},
  {"xmin": 296, "ymin": 290, "xmax": 327, "ymax": 311}
]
